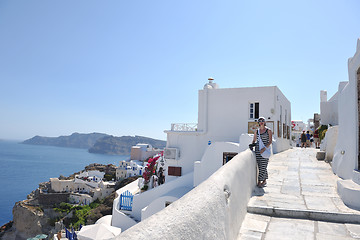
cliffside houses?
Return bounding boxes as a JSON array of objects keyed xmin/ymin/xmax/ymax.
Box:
[
  {"xmin": 107, "ymin": 79, "xmax": 292, "ymax": 232},
  {"xmin": 115, "ymin": 143, "xmax": 161, "ymax": 181},
  {"xmin": 50, "ymin": 170, "xmax": 115, "ymax": 205}
]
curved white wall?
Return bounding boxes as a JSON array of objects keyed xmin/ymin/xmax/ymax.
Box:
[
  {"xmin": 141, "ymin": 196, "xmax": 179, "ymax": 220},
  {"xmin": 112, "ymin": 179, "xmax": 140, "ymax": 230},
  {"xmin": 130, "ymin": 172, "xmax": 193, "ymax": 221},
  {"xmin": 117, "ymin": 150, "xmax": 256, "ymax": 240},
  {"xmin": 194, "ymin": 142, "xmax": 239, "ymax": 187},
  {"xmin": 239, "ymin": 134, "xmax": 253, "ymax": 152},
  {"xmin": 111, "ymin": 210, "xmax": 137, "ymax": 231},
  {"xmin": 272, "ymin": 138, "xmax": 290, "ymax": 154},
  {"xmin": 321, "ymin": 126, "xmax": 338, "ymax": 161}
]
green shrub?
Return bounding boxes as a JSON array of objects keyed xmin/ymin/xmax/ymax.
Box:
[
  {"xmin": 318, "ymin": 125, "xmax": 328, "ymax": 141},
  {"xmin": 104, "ymin": 174, "xmax": 115, "ymax": 181}
]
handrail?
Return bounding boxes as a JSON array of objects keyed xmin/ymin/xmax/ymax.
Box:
[{"xmin": 171, "ymin": 123, "xmax": 198, "ymax": 131}]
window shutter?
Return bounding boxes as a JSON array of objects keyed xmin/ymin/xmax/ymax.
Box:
[{"xmin": 168, "ymin": 166, "xmax": 182, "ymax": 176}]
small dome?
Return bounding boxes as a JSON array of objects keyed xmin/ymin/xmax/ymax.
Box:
[
  {"xmin": 203, "ymin": 77, "xmax": 219, "ymax": 89},
  {"xmin": 204, "ymin": 84, "xmax": 213, "ymax": 89}
]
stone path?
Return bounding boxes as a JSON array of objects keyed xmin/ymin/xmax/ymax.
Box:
[{"xmin": 237, "ymin": 148, "xmax": 360, "ymax": 239}]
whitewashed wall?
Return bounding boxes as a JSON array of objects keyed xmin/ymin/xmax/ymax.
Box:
[
  {"xmin": 332, "ymin": 39, "xmax": 360, "ymax": 179},
  {"xmin": 164, "ymin": 132, "xmax": 208, "ymax": 181},
  {"xmin": 194, "ymin": 141, "xmax": 239, "ymax": 187},
  {"xmin": 319, "ymin": 126, "xmax": 338, "ymax": 161},
  {"xmin": 165, "ymin": 86, "xmax": 290, "ymax": 179},
  {"xmin": 116, "ymin": 150, "xmax": 256, "ymax": 240},
  {"xmin": 198, "ymin": 87, "xmax": 277, "ymax": 139},
  {"xmin": 129, "ymin": 172, "xmax": 193, "ymax": 221},
  {"xmin": 112, "ymin": 179, "xmax": 141, "ymax": 230}
]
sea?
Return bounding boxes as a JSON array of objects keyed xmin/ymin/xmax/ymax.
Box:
[{"xmin": 0, "ymin": 140, "xmax": 129, "ymax": 226}]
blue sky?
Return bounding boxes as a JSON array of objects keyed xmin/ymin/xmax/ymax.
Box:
[{"xmin": 0, "ymin": 0, "xmax": 359, "ymax": 141}]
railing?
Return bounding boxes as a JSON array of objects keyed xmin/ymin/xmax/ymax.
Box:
[
  {"xmin": 120, "ymin": 190, "xmax": 133, "ymax": 211},
  {"xmin": 171, "ymin": 123, "xmax": 198, "ymax": 131}
]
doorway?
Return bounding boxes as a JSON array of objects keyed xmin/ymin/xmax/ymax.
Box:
[{"xmin": 223, "ymin": 152, "xmax": 238, "ymax": 165}]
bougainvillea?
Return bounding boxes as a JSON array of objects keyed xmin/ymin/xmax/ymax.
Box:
[{"xmin": 142, "ymin": 154, "xmax": 162, "ymax": 185}]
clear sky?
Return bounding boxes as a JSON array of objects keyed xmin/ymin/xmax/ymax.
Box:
[{"xmin": 0, "ymin": 0, "xmax": 359, "ymax": 141}]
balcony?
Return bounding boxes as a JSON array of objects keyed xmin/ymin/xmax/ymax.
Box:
[{"xmin": 170, "ymin": 123, "xmax": 198, "ymax": 132}]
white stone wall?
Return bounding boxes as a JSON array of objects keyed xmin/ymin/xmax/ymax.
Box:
[
  {"xmin": 194, "ymin": 141, "xmax": 240, "ymax": 187},
  {"xmin": 116, "ymin": 149, "xmax": 256, "ymax": 240},
  {"xmin": 129, "ymin": 172, "xmax": 193, "ymax": 221},
  {"xmin": 141, "ymin": 196, "xmax": 179, "ymax": 220},
  {"xmin": 332, "ymin": 39, "xmax": 360, "ymax": 179}
]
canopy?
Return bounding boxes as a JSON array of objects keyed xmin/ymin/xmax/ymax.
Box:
[{"xmin": 77, "ymin": 223, "xmax": 122, "ymax": 240}]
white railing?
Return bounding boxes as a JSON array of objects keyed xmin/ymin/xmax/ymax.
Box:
[{"xmin": 171, "ymin": 123, "xmax": 198, "ymax": 131}]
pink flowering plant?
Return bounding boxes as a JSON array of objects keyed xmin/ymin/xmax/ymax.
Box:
[{"xmin": 141, "ymin": 152, "xmax": 163, "ymax": 190}]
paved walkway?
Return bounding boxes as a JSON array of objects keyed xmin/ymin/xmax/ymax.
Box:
[{"xmin": 237, "ymin": 147, "xmax": 360, "ymax": 240}]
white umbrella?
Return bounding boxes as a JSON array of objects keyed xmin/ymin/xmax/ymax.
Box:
[{"xmin": 77, "ymin": 223, "xmax": 122, "ymax": 240}]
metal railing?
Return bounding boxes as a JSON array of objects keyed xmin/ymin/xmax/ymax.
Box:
[{"xmin": 171, "ymin": 123, "xmax": 198, "ymax": 132}]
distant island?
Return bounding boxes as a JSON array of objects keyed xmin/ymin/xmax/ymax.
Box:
[
  {"xmin": 22, "ymin": 133, "xmax": 108, "ymax": 149},
  {"xmin": 22, "ymin": 133, "xmax": 166, "ymax": 155}
]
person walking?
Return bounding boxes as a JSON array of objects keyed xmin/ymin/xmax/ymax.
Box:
[
  {"xmin": 157, "ymin": 167, "xmax": 165, "ymax": 185},
  {"xmin": 306, "ymin": 131, "xmax": 311, "ymax": 147},
  {"xmin": 301, "ymin": 131, "xmax": 307, "ymax": 148},
  {"xmin": 251, "ymin": 117, "xmax": 273, "ymax": 188},
  {"xmin": 314, "ymin": 129, "xmax": 320, "ymax": 149}
]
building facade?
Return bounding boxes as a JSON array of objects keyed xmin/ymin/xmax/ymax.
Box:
[{"xmin": 163, "ymin": 79, "xmax": 291, "ymax": 181}]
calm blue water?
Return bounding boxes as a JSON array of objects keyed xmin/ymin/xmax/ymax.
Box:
[{"xmin": 0, "ymin": 140, "xmax": 129, "ymax": 226}]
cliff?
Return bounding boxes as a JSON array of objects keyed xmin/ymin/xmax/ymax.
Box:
[
  {"xmin": 22, "ymin": 132, "xmax": 108, "ymax": 149},
  {"xmin": 22, "ymin": 133, "xmax": 166, "ymax": 155},
  {"xmin": 1, "ymin": 166, "xmax": 139, "ymax": 240},
  {"xmin": 88, "ymin": 135, "xmax": 166, "ymax": 155}
]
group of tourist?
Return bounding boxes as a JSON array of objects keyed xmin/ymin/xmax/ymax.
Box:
[
  {"xmin": 300, "ymin": 130, "xmax": 320, "ymax": 148},
  {"xmin": 151, "ymin": 167, "xmax": 166, "ymax": 188}
]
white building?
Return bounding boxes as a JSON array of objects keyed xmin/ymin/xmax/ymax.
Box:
[
  {"xmin": 116, "ymin": 160, "xmax": 144, "ymax": 180},
  {"xmin": 318, "ymin": 38, "xmax": 360, "ymax": 210},
  {"xmin": 291, "ymin": 120, "xmax": 306, "ymax": 132},
  {"xmin": 126, "ymin": 160, "xmax": 144, "ymax": 178},
  {"xmin": 130, "ymin": 143, "xmax": 162, "ymax": 161},
  {"xmin": 106, "ymin": 79, "xmax": 292, "ymax": 232},
  {"xmin": 163, "ymin": 79, "xmax": 291, "ymax": 182},
  {"xmin": 320, "ymin": 82, "xmax": 347, "ymax": 126},
  {"xmin": 116, "ymin": 161, "xmax": 130, "ymax": 181},
  {"xmin": 291, "ymin": 120, "xmax": 306, "ymax": 146},
  {"xmin": 326, "ymin": 38, "xmax": 360, "ymax": 210},
  {"xmin": 49, "ymin": 170, "xmax": 115, "ymax": 205}
]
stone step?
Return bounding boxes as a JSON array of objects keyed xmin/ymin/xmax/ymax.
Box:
[
  {"xmin": 247, "ymin": 205, "xmax": 360, "ymax": 224},
  {"xmin": 337, "ymin": 179, "xmax": 360, "ymax": 210},
  {"xmin": 316, "ymin": 151, "xmax": 326, "ymax": 160}
]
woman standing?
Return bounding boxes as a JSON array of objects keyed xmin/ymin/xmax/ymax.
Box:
[{"xmin": 251, "ymin": 117, "xmax": 272, "ymax": 188}]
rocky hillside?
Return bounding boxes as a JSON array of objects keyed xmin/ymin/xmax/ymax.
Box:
[
  {"xmin": 0, "ymin": 167, "xmax": 139, "ymax": 240},
  {"xmin": 22, "ymin": 132, "xmax": 108, "ymax": 149},
  {"xmin": 88, "ymin": 135, "xmax": 166, "ymax": 155},
  {"xmin": 22, "ymin": 133, "xmax": 166, "ymax": 155}
]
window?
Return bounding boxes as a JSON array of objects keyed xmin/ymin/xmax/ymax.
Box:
[
  {"xmin": 168, "ymin": 166, "xmax": 182, "ymax": 176},
  {"xmin": 249, "ymin": 102, "xmax": 259, "ymax": 119}
]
